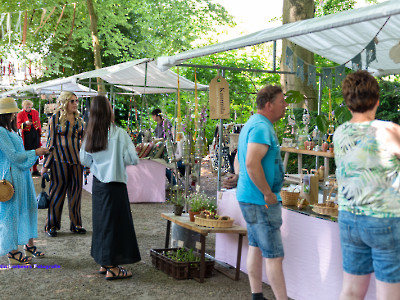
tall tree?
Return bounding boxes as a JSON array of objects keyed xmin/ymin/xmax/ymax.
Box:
[
  {"xmin": 280, "ymin": 0, "xmax": 317, "ymax": 110},
  {"xmin": 0, "ymin": 0, "xmax": 232, "ymax": 81},
  {"xmin": 86, "ymin": 0, "xmax": 104, "ymax": 93}
]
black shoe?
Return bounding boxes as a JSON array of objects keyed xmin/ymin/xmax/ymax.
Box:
[
  {"xmin": 70, "ymin": 225, "xmax": 86, "ymax": 234},
  {"xmin": 32, "ymin": 170, "xmax": 41, "ymax": 177},
  {"xmin": 47, "ymin": 228, "xmax": 57, "ymax": 237}
]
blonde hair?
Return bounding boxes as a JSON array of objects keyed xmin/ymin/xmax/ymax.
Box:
[
  {"xmin": 55, "ymin": 91, "xmax": 79, "ymax": 127},
  {"xmin": 22, "ymin": 100, "xmax": 33, "ymax": 108}
]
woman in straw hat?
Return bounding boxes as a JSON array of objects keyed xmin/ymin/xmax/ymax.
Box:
[{"xmin": 0, "ymin": 97, "xmax": 49, "ymax": 264}]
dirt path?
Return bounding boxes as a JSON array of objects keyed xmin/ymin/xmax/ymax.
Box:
[{"xmin": 0, "ymin": 159, "xmax": 279, "ymax": 300}]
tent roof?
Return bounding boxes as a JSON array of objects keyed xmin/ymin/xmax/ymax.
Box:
[
  {"xmin": 0, "ymin": 58, "xmax": 207, "ymax": 98},
  {"xmin": 0, "ymin": 76, "xmax": 98, "ymax": 98},
  {"xmin": 157, "ymin": 0, "xmax": 400, "ymax": 76},
  {"xmin": 76, "ymin": 58, "xmax": 208, "ymax": 93}
]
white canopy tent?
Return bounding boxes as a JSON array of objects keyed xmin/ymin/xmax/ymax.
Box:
[
  {"xmin": 76, "ymin": 58, "xmax": 208, "ymax": 93},
  {"xmin": 0, "ymin": 57, "xmax": 207, "ymax": 99},
  {"xmin": 0, "ymin": 76, "xmax": 98, "ymax": 98},
  {"xmin": 157, "ymin": 0, "xmax": 400, "ymax": 76}
]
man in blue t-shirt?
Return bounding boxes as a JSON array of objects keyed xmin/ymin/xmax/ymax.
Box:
[{"xmin": 237, "ymin": 85, "xmax": 288, "ymax": 300}]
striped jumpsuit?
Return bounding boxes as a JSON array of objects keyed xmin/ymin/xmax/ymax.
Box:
[{"xmin": 43, "ymin": 112, "xmax": 84, "ymax": 231}]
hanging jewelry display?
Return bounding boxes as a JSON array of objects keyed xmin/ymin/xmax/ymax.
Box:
[{"xmin": 288, "ymin": 106, "xmax": 296, "ymax": 135}]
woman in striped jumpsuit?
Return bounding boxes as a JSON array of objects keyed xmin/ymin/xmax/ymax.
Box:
[{"xmin": 41, "ymin": 92, "xmax": 85, "ymax": 237}]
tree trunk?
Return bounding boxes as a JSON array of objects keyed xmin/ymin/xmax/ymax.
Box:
[
  {"xmin": 281, "ymin": 0, "xmax": 317, "ymax": 111},
  {"xmin": 87, "ymin": 0, "xmax": 105, "ymax": 94}
]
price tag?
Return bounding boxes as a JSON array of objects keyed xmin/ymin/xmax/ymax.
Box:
[
  {"xmin": 195, "ymin": 242, "xmax": 202, "ymax": 250},
  {"xmin": 177, "ymin": 240, "xmax": 184, "ymax": 248}
]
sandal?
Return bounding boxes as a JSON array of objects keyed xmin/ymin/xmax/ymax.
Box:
[
  {"xmin": 7, "ymin": 251, "xmax": 32, "ymax": 265},
  {"xmin": 98, "ymin": 265, "xmax": 107, "ymax": 275},
  {"xmin": 105, "ymin": 266, "xmax": 132, "ymax": 280},
  {"xmin": 24, "ymin": 245, "xmax": 45, "ymax": 258}
]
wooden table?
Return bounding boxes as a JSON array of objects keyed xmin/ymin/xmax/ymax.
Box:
[{"xmin": 161, "ymin": 213, "xmax": 247, "ymax": 283}]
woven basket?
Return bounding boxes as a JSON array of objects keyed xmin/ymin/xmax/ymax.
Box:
[
  {"xmin": 194, "ymin": 216, "xmax": 234, "ymax": 228},
  {"xmin": 280, "ymin": 190, "xmax": 300, "ymax": 206},
  {"xmin": 312, "ymin": 205, "xmax": 338, "ymax": 216}
]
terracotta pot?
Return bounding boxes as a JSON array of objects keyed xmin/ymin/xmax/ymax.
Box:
[
  {"xmin": 322, "ymin": 142, "xmax": 329, "ymax": 152},
  {"xmin": 188, "ymin": 210, "xmax": 200, "ymax": 222}
]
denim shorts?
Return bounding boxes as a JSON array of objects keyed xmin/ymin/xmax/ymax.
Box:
[
  {"xmin": 238, "ymin": 202, "xmax": 284, "ymax": 258},
  {"xmin": 339, "ymin": 210, "xmax": 400, "ymax": 283}
]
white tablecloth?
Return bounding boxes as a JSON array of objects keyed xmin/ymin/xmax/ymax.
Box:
[{"xmin": 216, "ymin": 189, "xmax": 377, "ymax": 300}]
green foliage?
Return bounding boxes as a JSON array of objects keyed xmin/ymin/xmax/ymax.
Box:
[
  {"xmin": 285, "ymin": 90, "xmax": 304, "ymax": 105},
  {"xmin": 169, "ymin": 187, "xmax": 186, "ymax": 207},
  {"xmin": 0, "ymin": 0, "xmax": 233, "ymax": 77},
  {"xmin": 165, "ymin": 248, "xmax": 211, "ymax": 263},
  {"xmin": 376, "ymin": 78, "xmax": 400, "ymax": 124},
  {"xmin": 187, "ymin": 192, "xmax": 216, "ymax": 212},
  {"xmin": 315, "ymin": 0, "xmax": 356, "ymax": 16}
]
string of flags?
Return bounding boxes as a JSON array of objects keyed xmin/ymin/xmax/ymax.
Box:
[
  {"xmin": 284, "ymin": 16, "xmax": 390, "ymax": 90},
  {"xmin": 0, "ymin": 3, "xmax": 78, "ymax": 44},
  {"xmin": 284, "ymin": 38, "xmax": 377, "ymax": 89}
]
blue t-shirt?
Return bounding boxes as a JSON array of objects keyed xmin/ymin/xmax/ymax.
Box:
[{"xmin": 236, "ymin": 114, "xmax": 284, "ymax": 205}]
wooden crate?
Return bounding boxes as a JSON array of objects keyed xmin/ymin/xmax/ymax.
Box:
[{"xmin": 150, "ymin": 248, "xmax": 214, "ymax": 280}]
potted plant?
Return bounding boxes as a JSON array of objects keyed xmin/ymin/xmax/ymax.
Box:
[
  {"xmin": 187, "ymin": 193, "xmax": 208, "ymax": 222},
  {"xmin": 170, "ymin": 187, "xmax": 185, "ymax": 216}
]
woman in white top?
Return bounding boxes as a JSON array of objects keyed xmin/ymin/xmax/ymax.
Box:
[{"xmin": 80, "ymin": 95, "xmax": 141, "ymax": 280}]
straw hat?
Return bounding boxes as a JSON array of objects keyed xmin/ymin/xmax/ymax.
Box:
[{"xmin": 0, "ymin": 97, "xmax": 20, "ymax": 114}]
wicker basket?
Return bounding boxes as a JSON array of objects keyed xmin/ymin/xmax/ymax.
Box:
[
  {"xmin": 150, "ymin": 248, "xmax": 214, "ymax": 280},
  {"xmin": 194, "ymin": 216, "xmax": 234, "ymax": 228},
  {"xmin": 312, "ymin": 205, "xmax": 338, "ymax": 216},
  {"xmin": 280, "ymin": 190, "xmax": 300, "ymax": 206}
]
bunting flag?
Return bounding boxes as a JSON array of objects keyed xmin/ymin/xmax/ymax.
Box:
[
  {"xmin": 307, "ymin": 64, "xmax": 317, "ymax": 89},
  {"xmin": 322, "ymin": 68, "xmax": 332, "ymax": 89},
  {"xmin": 285, "ymin": 46, "xmax": 294, "ymax": 72},
  {"xmin": 53, "ymin": 4, "xmax": 66, "ymax": 36},
  {"xmin": 335, "ymin": 65, "xmax": 345, "ymax": 87},
  {"xmin": 366, "ymin": 40, "xmax": 377, "ymax": 68},
  {"xmin": 0, "ymin": 13, "xmax": 5, "ymax": 38},
  {"xmin": 22, "ymin": 11, "xmax": 27, "ymax": 44},
  {"xmin": 15, "ymin": 11, "xmax": 22, "ymax": 36},
  {"xmin": 64, "ymin": 3, "xmax": 76, "ymax": 46},
  {"xmin": 351, "ymin": 53, "xmax": 362, "ymax": 71},
  {"xmin": 34, "ymin": 6, "xmax": 56, "ymax": 35},
  {"xmin": 7, "ymin": 13, "xmax": 11, "ymax": 43},
  {"xmin": 296, "ymin": 57, "xmax": 305, "ymax": 82}
]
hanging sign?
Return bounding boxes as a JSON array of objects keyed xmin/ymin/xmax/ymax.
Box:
[{"xmin": 209, "ymin": 75, "xmax": 230, "ymax": 119}]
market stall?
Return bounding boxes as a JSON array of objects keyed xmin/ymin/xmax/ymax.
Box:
[
  {"xmin": 216, "ymin": 189, "xmax": 377, "ymax": 300},
  {"xmin": 83, "ymin": 159, "xmax": 167, "ymax": 203}
]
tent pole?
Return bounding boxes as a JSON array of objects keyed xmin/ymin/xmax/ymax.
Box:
[
  {"xmin": 217, "ymin": 69, "xmax": 225, "ymax": 192},
  {"xmin": 143, "ymin": 62, "xmax": 149, "ymax": 130},
  {"xmin": 273, "ymin": 41, "xmax": 277, "ymax": 71}
]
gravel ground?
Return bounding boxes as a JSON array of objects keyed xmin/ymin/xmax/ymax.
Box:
[{"xmin": 0, "ymin": 158, "xmax": 281, "ymax": 300}]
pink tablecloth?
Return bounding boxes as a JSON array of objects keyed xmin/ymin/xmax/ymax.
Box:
[
  {"xmin": 216, "ymin": 190, "xmax": 377, "ymax": 300},
  {"xmin": 83, "ymin": 159, "xmax": 166, "ymax": 203}
]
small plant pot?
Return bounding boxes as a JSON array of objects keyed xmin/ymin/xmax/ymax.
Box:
[
  {"xmin": 174, "ymin": 205, "xmax": 184, "ymax": 216},
  {"xmin": 188, "ymin": 210, "xmax": 200, "ymax": 222}
]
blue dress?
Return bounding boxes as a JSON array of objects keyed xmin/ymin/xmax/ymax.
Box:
[{"xmin": 0, "ymin": 127, "xmax": 38, "ymax": 256}]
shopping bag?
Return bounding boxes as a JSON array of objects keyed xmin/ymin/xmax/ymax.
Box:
[{"xmin": 37, "ymin": 174, "xmax": 50, "ymax": 209}]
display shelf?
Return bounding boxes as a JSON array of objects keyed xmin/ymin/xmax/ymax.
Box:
[{"xmin": 281, "ymin": 147, "xmax": 335, "ymax": 202}]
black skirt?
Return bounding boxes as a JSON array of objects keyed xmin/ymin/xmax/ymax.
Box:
[
  {"xmin": 24, "ymin": 128, "xmax": 40, "ymax": 150},
  {"xmin": 91, "ymin": 176, "xmax": 141, "ymax": 266}
]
